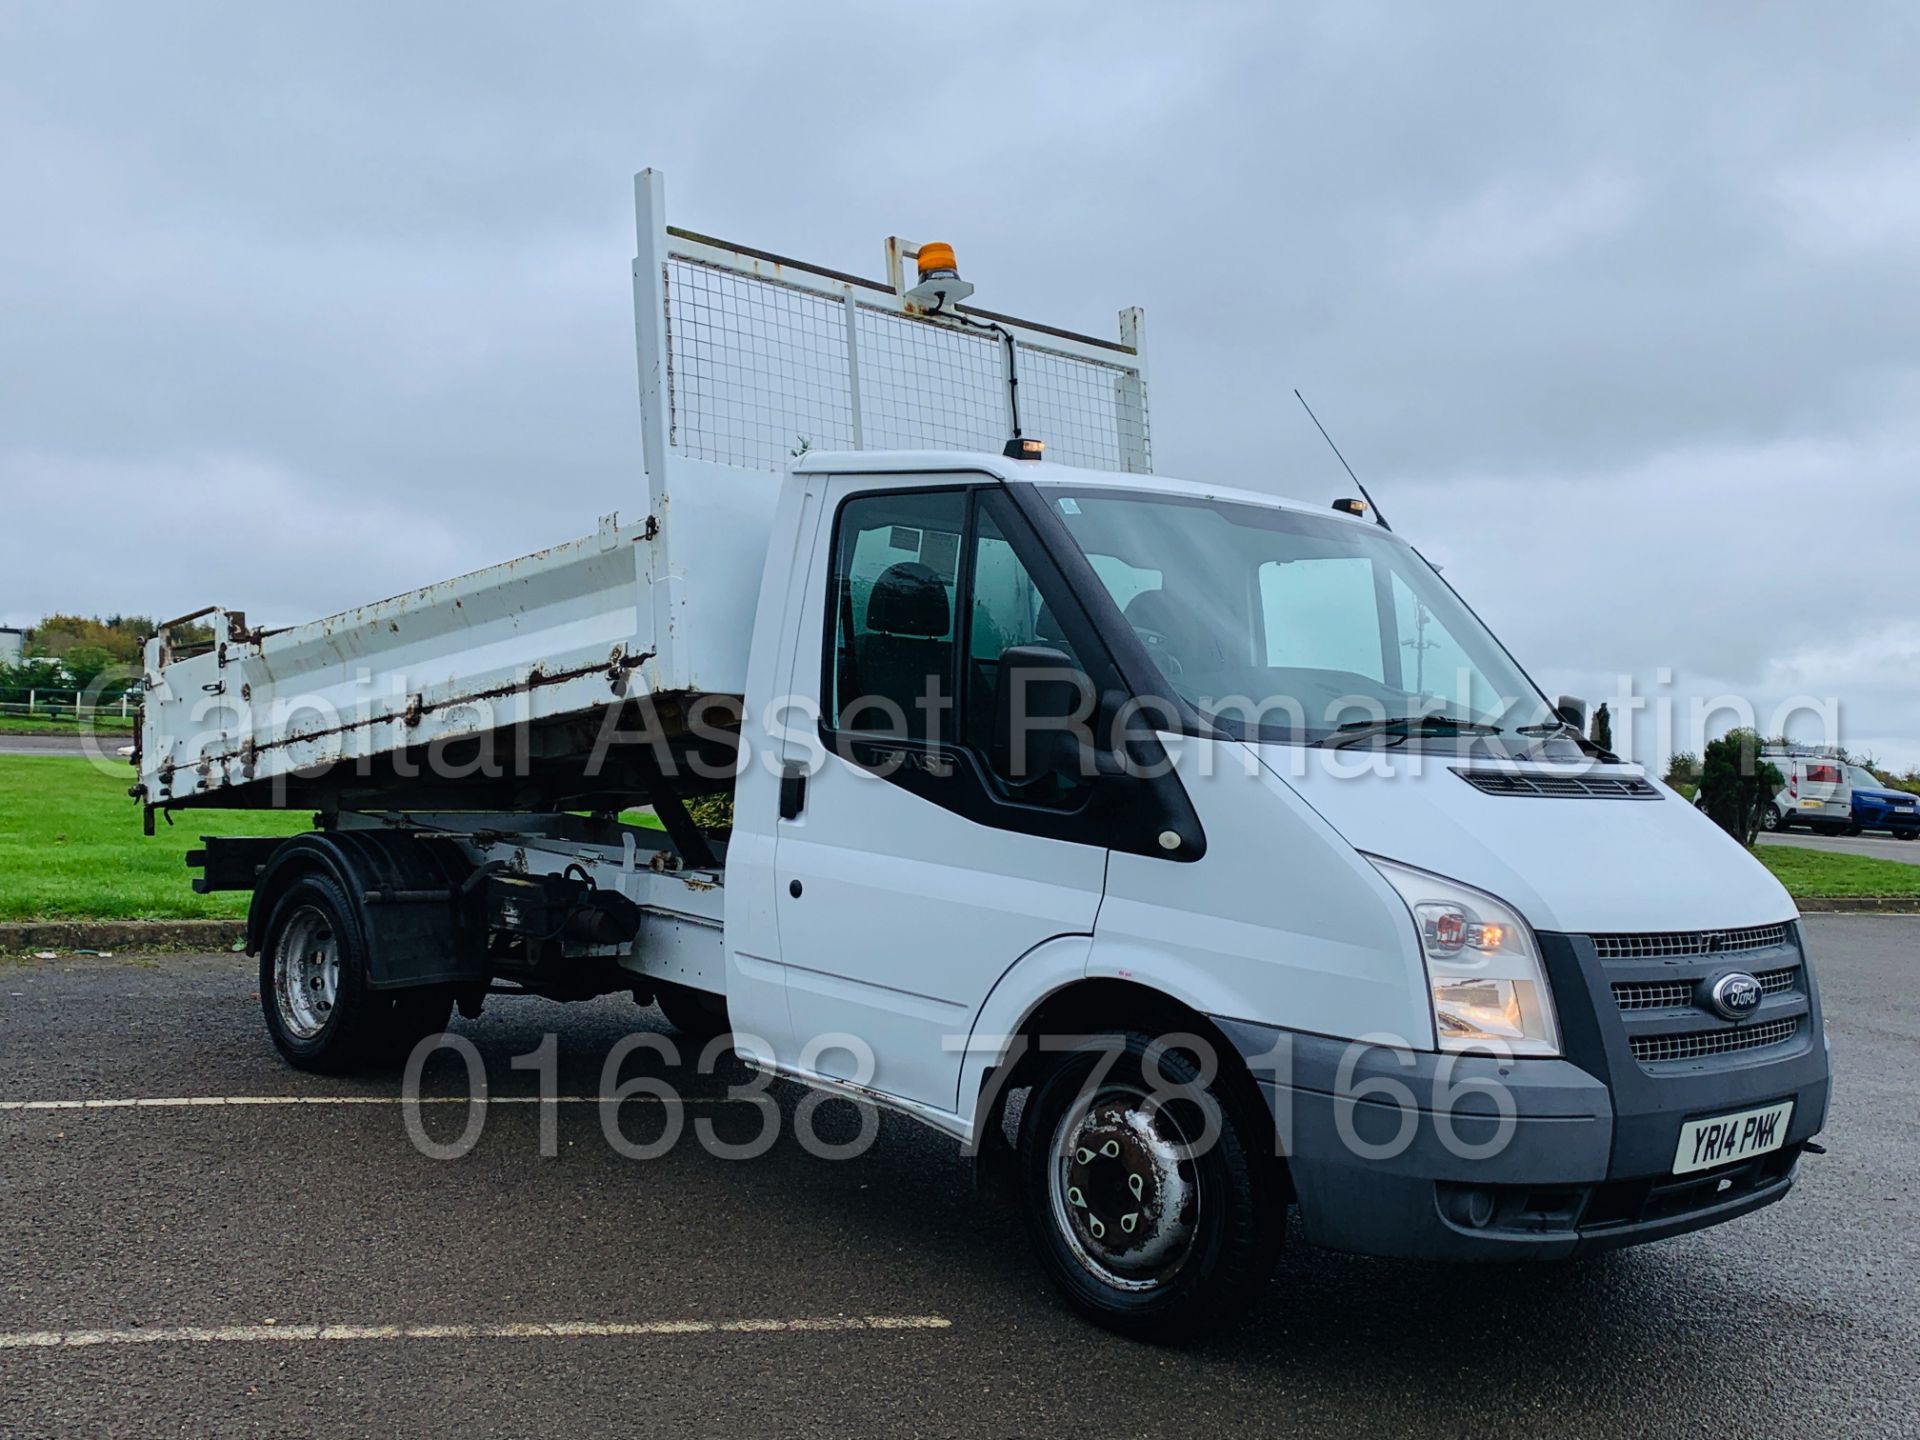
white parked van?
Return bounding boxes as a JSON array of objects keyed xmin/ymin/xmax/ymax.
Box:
[
  {"xmin": 1761, "ymin": 748, "xmax": 1850, "ymax": 833},
  {"xmin": 137, "ymin": 172, "xmax": 1830, "ymax": 1340}
]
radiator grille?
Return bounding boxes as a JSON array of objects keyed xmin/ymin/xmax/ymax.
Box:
[
  {"xmin": 1612, "ymin": 965, "xmax": 1799, "ymax": 1011},
  {"xmin": 1630, "ymin": 1017, "xmax": 1800, "ymax": 1064},
  {"xmin": 1591, "ymin": 924, "xmax": 1790, "ymax": 961},
  {"xmin": 1611, "ymin": 978, "xmax": 1695, "ymax": 1011},
  {"xmin": 1454, "ymin": 769, "xmax": 1660, "ymax": 800}
]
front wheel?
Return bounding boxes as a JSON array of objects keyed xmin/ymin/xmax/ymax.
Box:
[
  {"xmin": 654, "ymin": 981, "xmax": 731, "ymax": 1043},
  {"xmin": 1017, "ymin": 1031, "xmax": 1281, "ymax": 1343}
]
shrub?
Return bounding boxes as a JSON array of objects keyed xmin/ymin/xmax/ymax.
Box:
[
  {"xmin": 1663, "ymin": 751, "xmax": 1701, "ymax": 788},
  {"xmin": 685, "ymin": 792, "xmax": 734, "ymax": 832},
  {"xmin": 1590, "ymin": 702, "xmax": 1612, "ymax": 752},
  {"xmin": 1698, "ymin": 728, "xmax": 1783, "ymax": 845}
]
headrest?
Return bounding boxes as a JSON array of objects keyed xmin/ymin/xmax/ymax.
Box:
[
  {"xmin": 866, "ymin": 561, "xmax": 951, "ymax": 638},
  {"xmin": 1122, "ymin": 589, "xmax": 1184, "ymax": 638}
]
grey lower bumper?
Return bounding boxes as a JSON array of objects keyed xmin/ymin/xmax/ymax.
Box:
[{"xmin": 1214, "ymin": 1019, "xmax": 1828, "ymax": 1262}]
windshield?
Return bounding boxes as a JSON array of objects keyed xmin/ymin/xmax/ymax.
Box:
[
  {"xmin": 1042, "ymin": 487, "xmax": 1558, "ymax": 746},
  {"xmin": 1849, "ymin": 766, "xmax": 1885, "ymax": 790}
]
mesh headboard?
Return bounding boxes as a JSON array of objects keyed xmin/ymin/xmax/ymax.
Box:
[{"xmin": 631, "ymin": 169, "xmax": 1150, "ymax": 481}]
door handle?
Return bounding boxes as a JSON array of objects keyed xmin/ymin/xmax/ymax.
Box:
[{"xmin": 779, "ymin": 767, "xmax": 807, "ymax": 820}]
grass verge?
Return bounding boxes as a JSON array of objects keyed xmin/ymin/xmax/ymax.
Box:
[
  {"xmin": 0, "ymin": 713, "xmax": 136, "ymax": 735},
  {"xmin": 1752, "ymin": 844, "xmax": 1920, "ymax": 900},
  {"xmin": 0, "ymin": 755, "xmax": 306, "ymax": 921}
]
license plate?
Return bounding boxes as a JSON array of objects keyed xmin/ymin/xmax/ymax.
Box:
[
  {"xmin": 1802, "ymin": 799, "xmax": 1823, "ymax": 808},
  {"xmin": 1674, "ymin": 1101, "xmax": 1794, "ymax": 1175}
]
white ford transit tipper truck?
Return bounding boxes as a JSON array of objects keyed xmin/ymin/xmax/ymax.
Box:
[{"xmin": 136, "ymin": 170, "xmax": 1829, "ymax": 1341}]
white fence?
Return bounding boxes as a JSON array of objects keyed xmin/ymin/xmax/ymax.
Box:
[{"xmin": 0, "ymin": 690, "xmax": 136, "ymax": 721}]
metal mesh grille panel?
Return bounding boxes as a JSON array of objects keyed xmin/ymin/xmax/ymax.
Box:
[
  {"xmin": 853, "ymin": 306, "xmax": 1006, "ymax": 453},
  {"xmin": 1630, "ymin": 1016, "xmax": 1800, "ymax": 1063},
  {"xmin": 660, "ymin": 258, "xmax": 1146, "ymax": 472},
  {"xmin": 1611, "ymin": 966, "xmax": 1799, "ymax": 1011},
  {"xmin": 664, "ymin": 259, "xmax": 857, "ymax": 471},
  {"xmin": 1591, "ymin": 924, "xmax": 1790, "ymax": 960},
  {"xmin": 1017, "ymin": 345, "xmax": 1150, "ymax": 474}
]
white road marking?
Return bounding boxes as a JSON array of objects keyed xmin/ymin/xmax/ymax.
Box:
[
  {"xmin": 0, "ymin": 1315, "xmax": 952, "ymax": 1349},
  {"xmin": 0, "ymin": 1095, "xmax": 748, "ymax": 1111}
]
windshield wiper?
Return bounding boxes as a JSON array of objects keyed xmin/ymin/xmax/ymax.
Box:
[{"xmin": 1319, "ymin": 714, "xmax": 1503, "ymax": 749}]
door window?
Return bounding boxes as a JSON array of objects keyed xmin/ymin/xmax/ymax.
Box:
[{"xmin": 828, "ymin": 491, "xmax": 965, "ymax": 742}]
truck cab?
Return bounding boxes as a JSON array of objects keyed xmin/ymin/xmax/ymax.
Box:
[{"xmin": 717, "ymin": 449, "xmax": 1829, "ymax": 1332}]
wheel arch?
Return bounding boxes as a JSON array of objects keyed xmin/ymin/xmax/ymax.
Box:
[
  {"xmin": 967, "ymin": 973, "xmax": 1291, "ymax": 1205},
  {"xmin": 248, "ymin": 829, "xmax": 482, "ymax": 989}
]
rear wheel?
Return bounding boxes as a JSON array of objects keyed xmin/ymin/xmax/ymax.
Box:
[
  {"xmin": 1017, "ymin": 1031, "xmax": 1281, "ymax": 1343},
  {"xmin": 260, "ymin": 873, "xmax": 451, "ymax": 1072},
  {"xmin": 1760, "ymin": 806, "xmax": 1782, "ymax": 833}
]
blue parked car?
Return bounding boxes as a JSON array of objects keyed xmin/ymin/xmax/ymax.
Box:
[{"xmin": 1846, "ymin": 765, "xmax": 1920, "ymax": 840}]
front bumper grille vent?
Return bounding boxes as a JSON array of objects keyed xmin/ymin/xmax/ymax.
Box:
[{"xmin": 1629, "ymin": 1016, "xmax": 1800, "ymax": 1064}]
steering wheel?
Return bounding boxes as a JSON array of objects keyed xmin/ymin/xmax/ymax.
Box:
[{"xmin": 1130, "ymin": 624, "xmax": 1186, "ymax": 678}]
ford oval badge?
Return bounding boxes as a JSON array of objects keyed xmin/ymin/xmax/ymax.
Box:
[{"xmin": 1709, "ymin": 972, "xmax": 1764, "ymax": 1022}]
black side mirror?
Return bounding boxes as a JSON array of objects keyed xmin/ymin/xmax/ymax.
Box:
[
  {"xmin": 1555, "ymin": 695, "xmax": 1588, "ymax": 731},
  {"xmin": 992, "ymin": 645, "xmax": 1096, "ymax": 783}
]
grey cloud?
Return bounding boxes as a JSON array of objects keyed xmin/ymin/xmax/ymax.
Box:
[{"xmin": 2, "ymin": 1, "xmax": 1916, "ymax": 763}]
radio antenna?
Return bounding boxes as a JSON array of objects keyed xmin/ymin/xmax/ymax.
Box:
[{"xmin": 1294, "ymin": 389, "xmax": 1390, "ymax": 531}]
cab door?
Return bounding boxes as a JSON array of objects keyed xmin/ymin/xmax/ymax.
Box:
[{"xmin": 769, "ymin": 477, "xmax": 1109, "ymax": 1114}]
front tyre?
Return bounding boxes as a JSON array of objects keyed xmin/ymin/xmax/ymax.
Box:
[
  {"xmin": 654, "ymin": 981, "xmax": 731, "ymax": 1043},
  {"xmin": 1017, "ymin": 1031, "xmax": 1281, "ymax": 1343}
]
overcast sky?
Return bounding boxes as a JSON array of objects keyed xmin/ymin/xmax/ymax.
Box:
[{"xmin": 2, "ymin": 3, "xmax": 1916, "ymax": 767}]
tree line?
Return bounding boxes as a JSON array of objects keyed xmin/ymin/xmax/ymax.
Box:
[{"xmin": 1, "ymin": 612, "xmax": 212, "ymax": 700}]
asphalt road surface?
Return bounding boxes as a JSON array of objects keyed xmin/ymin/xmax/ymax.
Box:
[
  {"xmin": 1, "ymin": 917, "xmax": 1915, "ymax": 1438},
  {"xmin": 1759, "ymin": 828, "xmax": 1920, "ymax": 866},
  {"xmin": 0, "ymin": 734, "xmax": 122, "ymax": 759}
]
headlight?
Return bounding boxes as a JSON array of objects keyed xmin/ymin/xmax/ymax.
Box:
[{"xmin": 1366, "ymin": 856, "xmax": 1561, "ymax": 1057}]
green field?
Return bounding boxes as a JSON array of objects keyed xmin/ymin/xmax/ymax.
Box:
[
  {"xmin": 0, "ymin": 712, "xmax": 137, "ymax": 735},
  {"xmin": 1752, "ymin": 844, "xmax": 1920, "ymax": 899},
  {"xmin": 0, "ymin": 755, "xmax": 307, "ymax": 920},
  {"xmin": 1, "ymin": 754, "xmax": 1914, "ymax": 924}
]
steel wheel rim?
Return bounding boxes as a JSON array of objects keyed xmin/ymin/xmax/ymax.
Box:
[
  {"xmin": 273, "ymin": 905, "xmax": 340, "ymax": 1040},
  {"xmin": 1048, "ymin": 1083, "xmax": 1199, "ymax": 1292}
]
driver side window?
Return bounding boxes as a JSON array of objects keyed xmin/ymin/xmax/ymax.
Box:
[{"xmin": 828, "ymin": 491, "xmax": 964, "ymax": 742}]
